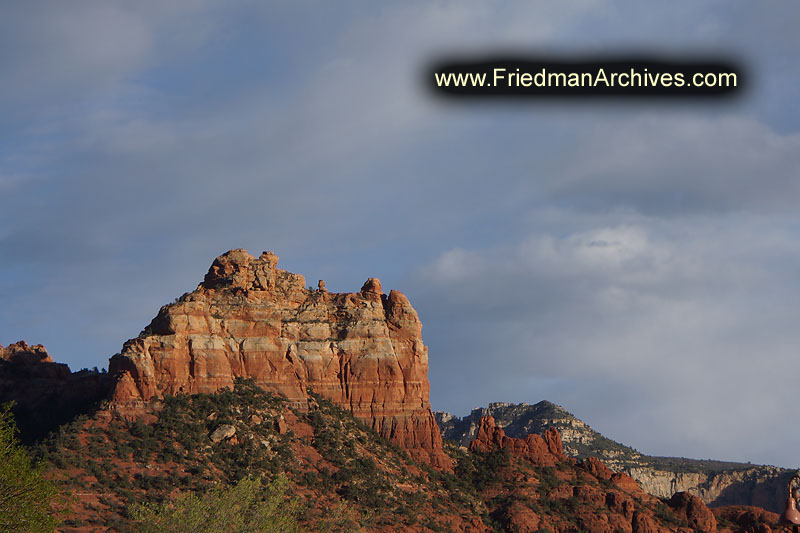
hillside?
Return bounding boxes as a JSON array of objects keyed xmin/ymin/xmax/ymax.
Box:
[
  {"xmin": 23, "ymin": 379, "xmax": 778, "ymax": 532},
  {"xmin": 34, "ymin": 379, "xmax": 483, "ymax": 531},
  {"xmin": 436, "ymin": 403, "xmax": 792, "ymax": 512}
]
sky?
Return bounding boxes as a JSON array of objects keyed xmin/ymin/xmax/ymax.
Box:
[{"xmin": 2, "ymin": 1, "xmax": 800, "ymax": 467}]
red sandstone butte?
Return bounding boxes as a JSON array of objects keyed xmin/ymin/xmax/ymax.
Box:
[{"xmin": 108, "ymin": 249, "xmax": 450, "ymax": 467}]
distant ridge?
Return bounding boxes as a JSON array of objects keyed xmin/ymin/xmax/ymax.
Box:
[{"xmin": 435, "ymin": 402, "xmax": 792, "ymax": 512}]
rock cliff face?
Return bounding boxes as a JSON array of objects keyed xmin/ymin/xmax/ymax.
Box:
[
  {"xmin": 0, "ymin": 341, "xmax": 111, "ymax": 442},
  {"xmin": 108, "ymin": 249, "xmax": 449, "ymax": 467},
  {"xmin": 629, "ymin": 466, "xmax": 790, "ymax": 511},
  {"xmin": 437, "ymin": 402, "xmax": 792, "ymax": 512}
]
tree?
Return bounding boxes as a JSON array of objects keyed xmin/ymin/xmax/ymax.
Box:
[
  {"xmin": 0, "ymin": 402, "xmax": 59, "ymax": 532},
  {"xmin": 129, "ymin": 475, "xmax": 302, "ymax": 533}
]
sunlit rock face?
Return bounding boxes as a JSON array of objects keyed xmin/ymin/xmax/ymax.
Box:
[{"xmin": 108, "ymin": 249, "xmax": 450, "ymax": 467}]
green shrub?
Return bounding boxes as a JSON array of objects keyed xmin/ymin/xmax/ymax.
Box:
[
  {"xmin": 0, "ymin": 403, "xmax": 60, "ymax": 532},
  {"xmin": 128, "ymin": 475, "xmax": 301, "ymax": 533}
]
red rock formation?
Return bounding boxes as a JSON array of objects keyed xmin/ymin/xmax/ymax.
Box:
[
  {"xmin": 468, "ymin": 415, "xmax": 563, "ymax": 466},
  {"xmin": 496, "ymin": 501, "xmax": 542, "ymax": 532},
  {"xmin": 632, "ymin": 510, "xmax": 663, "ymax": 533},
  {"xmin": 668, "ymin": 491, "xmax": 717, "ymax": 532},
  {"xmin": 580, "ymin": 456, "xmax": 615, "ymax": 481},
  {"xmin": 1, "ymin": 341, "xmax": 68, "ymax": 375},
  {"xmin": 108, "ymin": 249, "xmax": 449, "ymax": 467},
  {"xmin": 713, "ymin": 505, "xmax": 778, "ymax": 532},
  {"xmin": 0, "ymin": 341, "xmax": 70, "ymax": 380},
  {"xmin": 466, "ymin": 415, "xmax": 736, "ymax": 532},
  {"xmin": 613, "ymin": 471, "xmax": 646, "ymax": 492},
  {"xmin": 0, "ymin": 341, "xmax": 111, "ymax": 441},
  {"xmin": 543, "ymin": 426, "xmax": 565, "ymax": 458}
]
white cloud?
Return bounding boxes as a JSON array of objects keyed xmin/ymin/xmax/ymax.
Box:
[{"xmin": 416, "ymin": 216, "xmax": 800, "ymax": 466}]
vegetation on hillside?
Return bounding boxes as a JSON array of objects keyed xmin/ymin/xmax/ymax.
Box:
[
  {"xmin": 128, "ymin": 475, "xmax": 301, "ymax": 533},
  {"xmin": 0, "ymin": 402, "xmax": 59, "ymax": 533},
  {"xmin": 21, "ymin": 379, "xmax": 765, "ymax": 531},
  {"xmin": 33, "ymin": 379, "xmax": 484, "ymax": 531}
]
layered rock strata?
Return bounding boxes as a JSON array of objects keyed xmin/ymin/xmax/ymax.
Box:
[
  {"xmin": 630, "ymin": 466, "xmax": 790, "ymax": 512},
  {"xmin": 108, "ymin": 249, "xmax": 449, "ymax": 467}
]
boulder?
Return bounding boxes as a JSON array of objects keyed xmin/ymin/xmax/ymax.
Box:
[
  {"xmin": 210, "ymin": 424, "xmax": 236, "ymax": 443},
  {"xmin": 667, "ymin": 491, "xmax": 717, "ymax": 532}
]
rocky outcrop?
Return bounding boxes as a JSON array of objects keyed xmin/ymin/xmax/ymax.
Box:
[
  {"xmin": 438, "ymin": 402, "xmax": 793, "ymax": 512},
  {"xmin": 631, "ymin": 510, "xmax": 661, "ymax": 533},
  {"xmin": 713, "ymin": 505, "xmax": 779, "ymax": 532},
  {"xmin": 108, "ymin": 249, "xmax": 449, "ymax": 467},
  {"xmin": 0, "ymin": 341, "xmax": 69, "ymax": 377},
  {"xmin": 465, "ymin": 415, "xmax": 738, "ymax": 532},
  {"xmin": 436, "ymin": 400, "xmax": 622, "ymax": 458},
  {"xmin": 0, "ymin": 341, "xmax": 112, "ymax": 442},
  {"xmin": 468, "ymin": 415, "xmax": 564, "ymax": 466},
  {"xmin": 667, "ymin": 491, "xmax": 717, "ymax": 532},
  {"xmin": 580, "ymin": 456, "xmax": 615, "ymax": 481}
]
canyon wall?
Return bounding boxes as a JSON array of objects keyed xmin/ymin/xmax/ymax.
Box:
[{"xmin": 629, "ymin": 466, "xmax": 790, "ymax": 512}]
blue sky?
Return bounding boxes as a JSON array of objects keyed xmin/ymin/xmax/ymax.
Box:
[{"xmin": 2, "ymin": 1, "xmax": 800, "ymax": 467}]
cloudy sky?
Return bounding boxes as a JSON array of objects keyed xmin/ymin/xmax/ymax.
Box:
[{"xmin": 2, "ymin": 1, "xmax": 800, "ymax": 467}]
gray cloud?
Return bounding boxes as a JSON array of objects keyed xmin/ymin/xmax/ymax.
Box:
[
  {"xmin": 549, "ymin": 115, "xmax": 800, "ymax": 214},
  {"xmin": 1, "ymin": 1, "xmax": 800, "ymax": 467},
  {"xmin": 413, "ymin": 216, "xmax": 800, "ymax": 465}
]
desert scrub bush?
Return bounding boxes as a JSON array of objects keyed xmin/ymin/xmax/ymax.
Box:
[
  {"xmin": 128, "ymin": 474, "xmax": 301, "ymax": 533},
  {"xmin": 454, "ymin": 448, "xmax": 511, "ymax": 491},
  {"xmin": 314, "ymin": 501, "xmax": 365, "ymax": 532},
  {"xmin": 653, "ymin": 501, "xmax": 686, "ymax": 526},
  {"xmin": 0, "ymin": 403, "xmax": 60, "ymax": 533},
  {"xmin": 334, "ymin": 456, "xmax": 392, "ymax": 508},
  {"xmin": 536, "ymin": 466, "xmax": 562, "ymax": 495}
]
